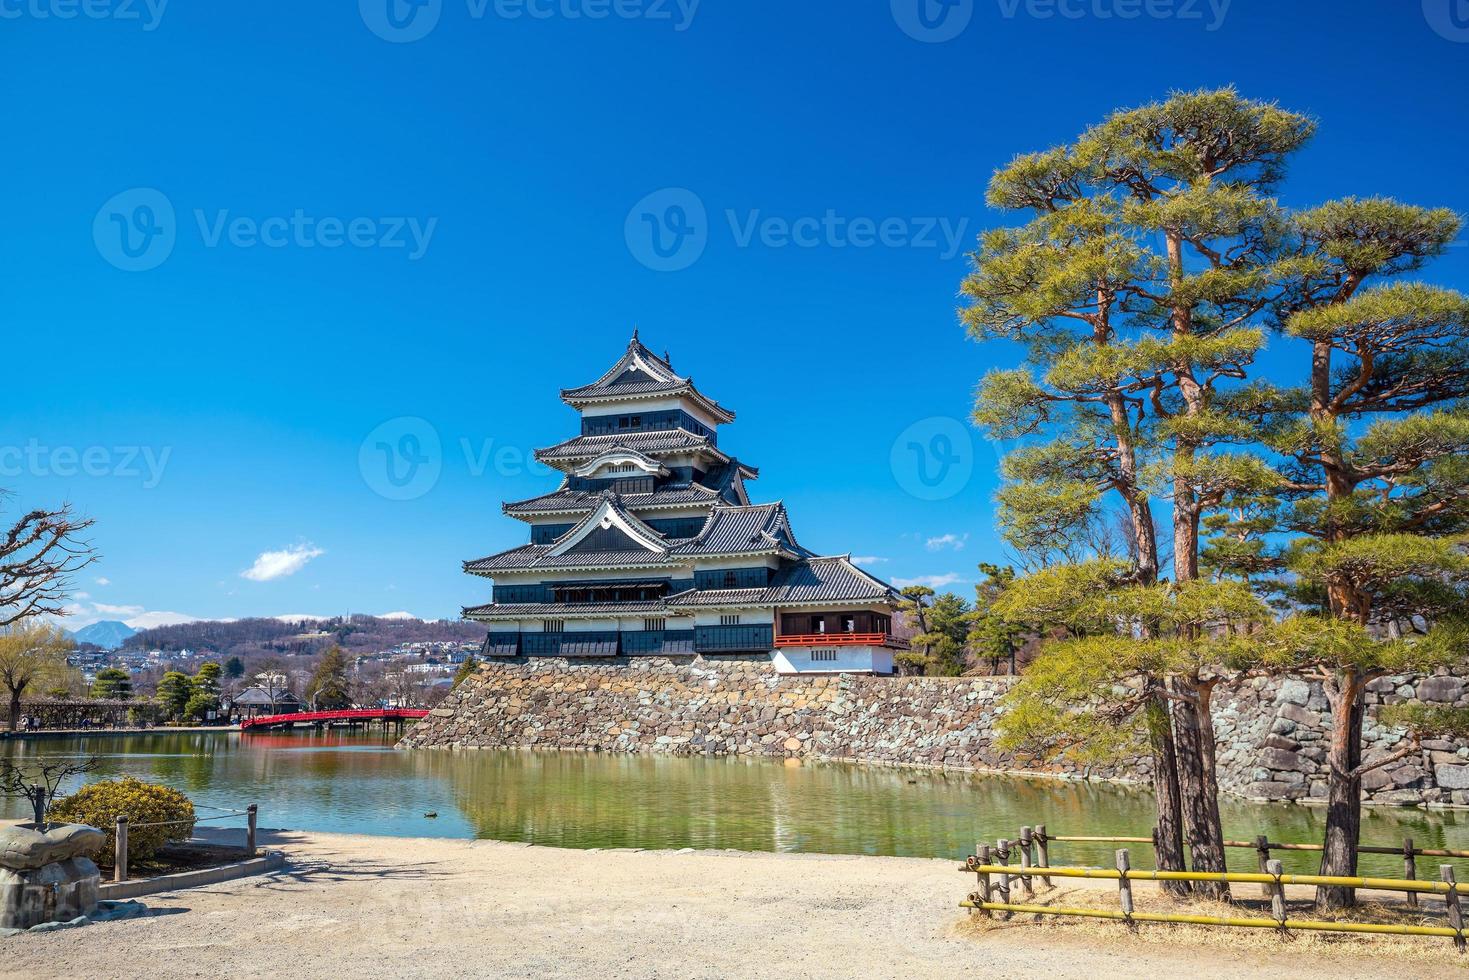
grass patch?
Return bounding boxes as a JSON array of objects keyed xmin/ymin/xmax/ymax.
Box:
[{"xmin": 956, "ymin": 880, "xmax": 1467, "ymax": 965}]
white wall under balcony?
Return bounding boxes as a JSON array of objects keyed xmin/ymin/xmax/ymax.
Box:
[{"xmin": 771, "ymin": 645, "xmax": 893, "ymax": 676}]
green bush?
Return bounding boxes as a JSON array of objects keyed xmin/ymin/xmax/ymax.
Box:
[{"xmin": 48, "ymin": 777, "xmax": 195, "ymax": 866}]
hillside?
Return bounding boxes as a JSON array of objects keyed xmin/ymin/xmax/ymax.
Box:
[
  {"xmin": 71, "ymin": 619, "xmax": 139, "ymax": 650},
  {"xmin": 123, "ymin": 615, "xmax": 485, "ymax": 659}
]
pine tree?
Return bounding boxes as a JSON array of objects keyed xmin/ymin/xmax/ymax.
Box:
[
  {"xmin": 964, "ymin": 89, "xmax": 1313, "ymax": 894},
  {"xmin": 90, "ymin": 666, "xmax": 133, "ymax": 701},
  {"xmin": 305, "ymin": 647, "xmax": 353, "ymax": 710}
]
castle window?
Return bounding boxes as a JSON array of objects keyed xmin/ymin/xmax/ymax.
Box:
[
  {"xmin": 811, "ymin": 650, "xmax": 838, "ymax": 662},
  {"xmin": 644, "ymin": 618, "xmax": 665, "ymax": 632},
  {"xmin": 720, "ymin": 614, "xmax": 740, "ymax": 626},
  {"xmin": 542, "ymin": 619, "xmax": 564, "ymax": 633}
]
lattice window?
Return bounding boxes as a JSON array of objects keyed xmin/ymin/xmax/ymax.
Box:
[
  {"xmin": 643, "ymin": 618, "xmax": 666, "ymax": 632},
  {"xmin": 542, "ymin": 619, "xmax": 564, "ymax": 633},
  {"xmin": 720, "ymin": 614, "xmax": 740, "ymax": 626},
  {"xmin": 810, "ymin": 649, "xmax": 838, "ymax": 662}
]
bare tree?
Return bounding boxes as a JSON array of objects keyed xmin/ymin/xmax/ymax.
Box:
[
  {"xmin": 0, "ymin": 756, "xmax": 98, "ymax": 828},
  {"xmin": 0, "ymin": 493, "xmax": 96, "ymax": 627},
  {"xmin": 0, "ymin": 621, "xmax": 72, "ymax": 732}
]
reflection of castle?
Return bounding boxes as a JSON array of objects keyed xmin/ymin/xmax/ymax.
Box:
[{"xmin": 464, "ymin": 334, "xmax": 905, "ymax": 674}]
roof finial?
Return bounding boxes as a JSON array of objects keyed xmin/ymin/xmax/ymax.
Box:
[
  {"xmin": 631, "ymin": 327, "xmax": 639, "ymax": 344},
  {"xmin": 663, "ymin": 348, "xmax": 672, "ymax": 367}
]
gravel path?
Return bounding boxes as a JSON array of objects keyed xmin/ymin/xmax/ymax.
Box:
[{"xmin": 0, "ymin": 831, "xmax": 1444, "ymax": 979}]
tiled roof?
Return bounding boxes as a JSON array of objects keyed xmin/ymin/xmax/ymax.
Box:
[
  {"xmin": 503, "ymin": 482, "xmax": 720, "ymax": 515},
  {"xmin": 465, "ymin": 600, "xmax": 669, "ymax": 620},
  {"xmin": 533, "ymin": 429, "xmax": 726, "ymax": 464},
  {"xmin": 674, "ymin": 503, "xmax": 799, "ymax": 556},
  {"xmin": 665, "ymin": 588, "xmax": 767, "ymax": 607},
  {"xmin": 764, "ymin": 556, "xmax": 898, "ymax": 604},
  {"xmin": 560, "ymin": 334, "xmax": 735, "ymax": 423},
  {"xmin": 467, "ymin": 503, "xmax": 804, "ymax": 574},
  {"xmin": 464, "ymin": 544, "xmax": 680, "ymax": 574},
  {"xmin": 666, "ymin": 557, "xmax": 898, "ymax": 607}
]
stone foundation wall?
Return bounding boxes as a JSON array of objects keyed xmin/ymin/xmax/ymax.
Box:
[{"xmin": 403, "ymin": 656, "xmax": 1469, "ymax": 806}]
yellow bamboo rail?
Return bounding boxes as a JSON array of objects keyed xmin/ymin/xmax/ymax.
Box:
[
  {"xmin": 958, "ymin": 900, "xmax": 1462, "ymax": 939},
  {"xmin": 959, "ymin": 862, "xmax": 1454, "ymax": 894},
  {"xmin": 1046, "ymin": 833, "xmax": 1469, "ymax": 860}
]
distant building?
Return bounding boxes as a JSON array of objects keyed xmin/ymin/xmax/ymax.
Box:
[
  {"xmin": 229, "ymin": 687, "xmax": 303, "ymax": 718},
  {"xmin": 462, "ymin": 334, "xmax": 906, "ymax": 675}
]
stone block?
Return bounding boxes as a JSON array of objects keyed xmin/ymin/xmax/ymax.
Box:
[
  {"xmin": 1259, "ymin": 747, "xmax": 1306, "ymax": 772},
  {"xmin": 1418, "ymin": 676, "xmax": 1464, "ymax": 704},
  {"xmin": 1436, "ymin": 764, "xmax": 1469, "ymax": 790},
  {"xmin": 1277, "ymin": 703, "xmax": 1319, "ymax": 726},
  {"xmin": 1275, "ymin": 679, "xmax": 1310, "ymax": 707}
]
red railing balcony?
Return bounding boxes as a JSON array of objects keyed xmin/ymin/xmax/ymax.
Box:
[{"xmin": 774, "ymin": 632, "xmax": 898, "ymax": 648}]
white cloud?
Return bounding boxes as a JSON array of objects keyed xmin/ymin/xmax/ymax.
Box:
[
  {"xmin": 94, "ymin": 577, "xmax": 111, "ymax": 586},
  {"xmin": 53, "ymin": 601, "xmax": 201, "ymax": 630},
  {"xmin": 892, "ymin": 573, "xmax": 965, "ymax": 590},
  {"xmin": 850, "ymin": 556, "xmax": 887, "ymax": 565},
  {"xmin": 925, "ymin": 533, "xmax": 969, "ymax": 552},
  {"xmin": 377, "ymin": 611, "xmax": 417, "ymax": 620},
  {"xmin": 241, "ymin": 544, "xmax": 324, "ymax": 582},
  {"xmin": 126, "ymin": 610, "xmax": 202, "ymax": 629}
]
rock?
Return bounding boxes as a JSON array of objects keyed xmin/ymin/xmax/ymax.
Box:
[
  {"xmin": 1417, "ymin": 676, "xmax": 1464, "ymax": 703},
  {"xmin": 1391, "ymin": 765, "xmax": 1427, "ymax": 788},
  {"xmin": 1276, "ymin": 679, "xmax": 1310, "ymax": 707},
  {"xmin": 1277, "ymin": 703, "xmax": 1319, "ymax": 726},
  {"xmin": 0, "ymin": 825, "xmax": 103, "ymax": 932},
  {"xmin": 1436, "ymin": 765, "xmax": 1469, "ymax": 790},
  {"xmin": 1259, "ymin": 747, "xmax": 1307, "ymax": 772}
]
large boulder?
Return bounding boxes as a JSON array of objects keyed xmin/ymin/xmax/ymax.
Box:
[{"xmin": 0, "ymin": 823, "xmax": 104, "ymax": 932}]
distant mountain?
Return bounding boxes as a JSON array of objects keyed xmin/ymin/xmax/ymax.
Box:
[
  {"xmin": 72, "ymin": 620, "xmax": 138, "ymax": 650},
  {"xmin": 123, "ymin": 614, "xmax": 482, "ymax": 659}
]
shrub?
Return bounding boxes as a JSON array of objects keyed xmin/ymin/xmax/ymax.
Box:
[{"xmin": 48, "ymin": 777, "xmax": 195, "ymax": 866}]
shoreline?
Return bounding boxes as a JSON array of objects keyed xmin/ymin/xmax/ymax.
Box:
[
  {"xmin": 0, "ymin": 828, "xmax": 1439, "ymax": 978},
  {"xmin": 0, "ymin": 725, "xmax": 239, "ymax": 741}
]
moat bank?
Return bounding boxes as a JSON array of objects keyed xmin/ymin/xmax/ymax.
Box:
[{"xmin": 405, "ymin": 656, "xmax": 1469, "ymax": 808}]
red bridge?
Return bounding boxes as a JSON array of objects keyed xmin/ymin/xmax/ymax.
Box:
[{"xmin": 239, "ymin": 708, "xmax": 430, "ymax": 731}]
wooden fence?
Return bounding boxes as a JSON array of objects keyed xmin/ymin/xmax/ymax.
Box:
[{"xmin": 961, "ymin": 825, "xmax": 1469, "ymax": 952}]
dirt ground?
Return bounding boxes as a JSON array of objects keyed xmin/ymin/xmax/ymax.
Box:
[{"xmin": 0, "ymin": 830, "xmax": 1456, "ymax": 979}]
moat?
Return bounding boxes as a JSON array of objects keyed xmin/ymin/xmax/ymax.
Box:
[{"xmin": 5, "ymin": 730, "xmax": 1469, "ymax": 875}]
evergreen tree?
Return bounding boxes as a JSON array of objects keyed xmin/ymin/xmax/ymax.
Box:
[
  {"xmin": 964, "ymin": 89, "xmax": 1313, "ymax": 893},
  {"xmin": 155, "ymin": 671, "xmax": 194, "ymax": 721},
  {"xmin": 452, "ymin": 655, "xmax": 480, "ymax": 689},
  {"xmin": 90, "ymin": 667, "xmax": 133, "ymax": 701},
  {"xmin": 223, "ymin": 656, "xmax": 245, "ymax": 680},
  {"xmin": 305, "ymin": 647, "xmax": 353, "ymax": 710}
]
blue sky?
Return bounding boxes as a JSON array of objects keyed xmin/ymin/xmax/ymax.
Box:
[{"xmin": 4, "ymin": 0, "xmax": 1468, "ymax": 627}]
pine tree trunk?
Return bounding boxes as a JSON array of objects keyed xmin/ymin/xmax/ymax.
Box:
[
  {"xmin": 1147, "ymin": 693, "xmax": 1190, "ymax": 897},
  {"xmin": 1169, "ymin": 676, "xmax": 1230, "ymax": 901},
  {"xmin": 1318, "ymin": 677, "xmax": 1364, "ymax": 910}
]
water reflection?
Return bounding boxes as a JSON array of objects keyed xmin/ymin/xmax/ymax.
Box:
[{"xmin": 4, "ymin": 731, "xmax": 1467, "ymax": 875}]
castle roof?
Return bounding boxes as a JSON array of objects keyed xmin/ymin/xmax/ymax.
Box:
[
  {"xmin": 503, "ymin": 460, "xmax": 752, "ymax": 518},
  {"xmin": 465, "ymin": 501, "xmax": 804, "ymax": 576},
  {"xmin": 560, "ymin": 333, "xmax": 735, "ymax": 424},
  {"xmin": 533, "ymin": 429, "xmax": 728, "ymax": 468}
]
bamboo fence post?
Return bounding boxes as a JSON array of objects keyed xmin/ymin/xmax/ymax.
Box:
[
  {"xmin": 1444, "ymin": 866, "xmax": 1465, "ymax": 953},
  {"xmin": 1035, "ymin": 823, "xmax": 1052, "ymax": 888},
  {"xmin": 1019, "ymin": 827, "xmax": 1035, "ymax": 899},
  {"xmin": 1116, "ymin": 849, "xmax": 1135, "ymax": 931},
  {"xmin": 114, "ymin": 816, "xmax": 129, "ymax": 883},
  {"xmin": 997, "ymin": 839, "xmax": 1013, "ymax": 919},
  {"xmin": 1266, "ymin": 858, "xmax": 1287, "ymax": 932},
  {"xmin": 1403, "ymin": 837, "xmax": 1417, "ymax": 909},
  {"xmin": 976, "ymin": 844, "xmax": 993, "ymax": 917},
  {"xmin": 1255, "ymin": 835, "xmax": 1272, "ymax": 899},
  {"xmin": 247, "ymin": 804, "xmax": 258, "ymax": 858}
]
